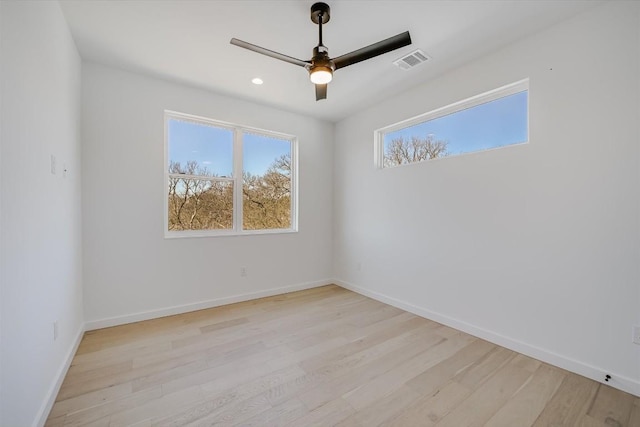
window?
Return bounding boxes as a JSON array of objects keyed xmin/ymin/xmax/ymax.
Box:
[
  {"xmin": 165, "ymin": 111, "xmax": 297, "ymax": 237},
  {"xmin": 375, "ymin": 79, "xmax": 529, "ymax": 168}
]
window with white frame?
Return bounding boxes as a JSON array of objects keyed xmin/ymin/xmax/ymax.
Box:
[
  {"xmin": 375, "ymin": 79, "xmax": 529, "ymax": 168},
  {"xmin": 165, "ymin": 111, "xmax": 297, "ymax": 237}
]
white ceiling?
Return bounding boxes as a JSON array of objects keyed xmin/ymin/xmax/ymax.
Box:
[{"xmin": 59, "ymin": 0, "xmax": 599, "ymax": 122}]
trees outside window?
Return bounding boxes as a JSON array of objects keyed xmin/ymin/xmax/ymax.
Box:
[{"xmin": 383, "ymin": 135, "xmax": 449, "ymax": 167}]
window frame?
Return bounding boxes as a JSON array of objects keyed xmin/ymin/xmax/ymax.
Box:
[
  {"xmin": 374, "ymin": 79, "xmax": 529, "ymax": 168},
  {"xmin": 164, "ymin": 110, "xmax": 298, "ymax": 239}
]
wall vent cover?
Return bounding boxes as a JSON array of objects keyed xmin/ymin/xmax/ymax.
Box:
[{"xmin": 393, "ymin": 49, "xmax": 430, "ymax": 70}]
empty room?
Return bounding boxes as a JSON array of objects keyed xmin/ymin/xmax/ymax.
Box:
[{"xmin": 1, "ymin": 0, "xmax": 639, "ymax": 426}]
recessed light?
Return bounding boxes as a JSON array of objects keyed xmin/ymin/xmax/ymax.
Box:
[{"xmin": 251, "ymin": 77, "xmax": 263, "ymax": 85}]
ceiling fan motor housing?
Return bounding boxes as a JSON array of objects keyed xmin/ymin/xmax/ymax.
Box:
[
  {"xmin": 309, "ymin": 46, "xmax": 334, "ymax": 84},
  {"xmin": 311, "ymin": 46, "xmax": 335, "ymax": 71}
]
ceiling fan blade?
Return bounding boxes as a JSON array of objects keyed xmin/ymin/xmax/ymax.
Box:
[
  {"xmin": 315, "ymin": 83, "xmax": 327, "ymax": 101},
  {"xmin": 230, "ymin": 38, "xmax": 310, "ymax": 68},
  {"xmin": 332, "ymin": 31, "xmax": 412, "ymax": 70}
]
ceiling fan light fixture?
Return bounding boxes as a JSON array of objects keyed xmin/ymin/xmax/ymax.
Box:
[{"xmin": 309, "ymin": 66, "xmax": 333, "ymax": 84}]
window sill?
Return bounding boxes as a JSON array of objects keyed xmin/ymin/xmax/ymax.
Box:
[{"xmin": 164, "ymin": 228, "xmax": 298, "ymax": 239}]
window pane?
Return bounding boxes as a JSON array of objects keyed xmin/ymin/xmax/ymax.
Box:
[
  {"xmin": 168, "ymin": 177, "xmax": 233, "ymax": 230},
  {"xmin": 383, "ymin": 90, "xmax": 528, "ymax": 167},
  {"xmin": 168, "ymin": 118, "xmax": 233, "ymax": 177},
  {"xmin": 242, "ymin": 133, "xmax": 292, "ymax": 230}
]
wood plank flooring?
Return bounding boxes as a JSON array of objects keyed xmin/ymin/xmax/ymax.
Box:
[{"xmin": 46, "ymin": 285, "xmax": 639, "ymax": 426}]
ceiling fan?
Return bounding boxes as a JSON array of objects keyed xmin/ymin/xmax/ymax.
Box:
[{"xmin": 230, "ymin": 2, "xmax": 412, "ymax": 101}]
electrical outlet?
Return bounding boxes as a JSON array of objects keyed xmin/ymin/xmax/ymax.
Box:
[
  {"xmin": 357, "ymin": 262, "xmax": 361, "ymax": 272},
  {"xmin": 240, "ymin": 267, "xmax": 247, "ymax": 277},
  {"xmin": 50, "ymin": 155, "xmax": 56, "ymax": 175},
  {"xmin": 633, "ymin": 326, "xmax": 640, "ymax": 345},
  {"xmin": 53, "ymin": 321, "xmax": 59, "ymax": 341}
]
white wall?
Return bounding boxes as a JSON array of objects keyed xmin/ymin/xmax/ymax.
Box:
[
  {"xmin": 0, "ymin": 4, "xmax": 4, "ymax": 424},
  {"xmin": 0, "ymin": 2, "xmax": 84, "ymax": 426},
  {"xmin": 82, "ymin": 63, "xmax": 334, "ymax": 327},
  {"xmin": 333, "ymin": 1, "xmax": 640, "ymax": 396}
]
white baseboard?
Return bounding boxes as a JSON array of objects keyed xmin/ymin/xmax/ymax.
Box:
[
  {"xmin": 335, "ymin": 279, "xmax": 640, "ymax": 398},
  {"xmin": 35, "ymin": 323, "xmax": 85, "ymax": 427},
  {"xmin": 85, "ymin": 279, "xmax": 333, "ymax": 331}
]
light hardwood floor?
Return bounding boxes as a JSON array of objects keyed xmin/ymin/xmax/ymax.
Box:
[{"xmin": 46, "ymin": 285, "xmax": 639, "ymax": 426}]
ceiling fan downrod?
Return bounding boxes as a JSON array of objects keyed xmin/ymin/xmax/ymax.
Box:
[{"xmin": 312, "ymin": 2, "xmax": 329, "ymax": 46}]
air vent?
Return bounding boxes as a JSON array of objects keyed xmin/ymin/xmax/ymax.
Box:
[{"xmin": 393, "ymin": 49, "xmax": 430, "ymax": 70}]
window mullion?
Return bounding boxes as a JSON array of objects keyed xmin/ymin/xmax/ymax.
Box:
[{"xmin": 233, "ymin": 129, "xmax": 244, "ymax": 232}]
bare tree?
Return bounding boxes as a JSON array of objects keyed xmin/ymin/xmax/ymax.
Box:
[
  {"xmin": 243, "ymin": 153, "xmax": 291, "ymax": 230},
  {"xmin": 168, "ymin": 161, "xmax": 233, "ymax": 230},
  {"xmin": 384, "ymin": 135, "xmax": 449, "ymax": 167}
]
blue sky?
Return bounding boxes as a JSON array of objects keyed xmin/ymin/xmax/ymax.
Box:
[
  {"xmin": 168, "ymin": 119, "xmax": 290, "ymax": 176},
  {"xmin": 384, "ymin": 91, "xmax": 528, "ymax": 155},
  {"xmin": 243, "ymin": 133, "xmax": 290, "ymax": 176}
]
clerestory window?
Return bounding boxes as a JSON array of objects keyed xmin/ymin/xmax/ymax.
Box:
[{"xmin": 375, "ymin": 79, "xmax": 529, "ymax": 168}]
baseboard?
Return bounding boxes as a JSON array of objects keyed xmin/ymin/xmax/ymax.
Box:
[
  {"xmin": 335, "ymin": 279, "xmax": 640, "ymax": 398},
  {"xmin": 34, "ymin": 323, "xmax": 85, "ymax": 427},
  {"xmin": 85, "ymin": 279, "xmax": 333, "ymax": 331}
]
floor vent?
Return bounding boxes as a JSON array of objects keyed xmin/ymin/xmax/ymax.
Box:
[{"xmin": 393, "ymin": 49, "xmax": 430, "ymax": 70}]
